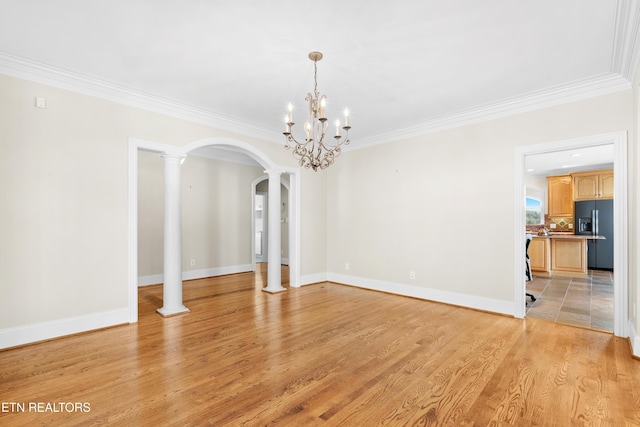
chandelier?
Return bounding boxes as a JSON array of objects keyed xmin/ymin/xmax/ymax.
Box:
[{"xmin": 283, "ymin": 51, "xmax": 351, "ymax": 171}]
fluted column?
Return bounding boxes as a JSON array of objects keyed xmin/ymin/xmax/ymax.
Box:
[
  {"xmin": 158, "ymin": 153, "xmax": 189, "ymax": 316},
  {"xmin": 263, "ymin": 170, "xmax": 286, "ymax": 293}
]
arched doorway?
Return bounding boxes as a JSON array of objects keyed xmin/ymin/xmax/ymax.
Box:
[
  {"xmin": 128, "ymin": 137, "xmax": 300, "ymax": 322},
  {"xmin": 252, "ymin": 174, "xmax": 291, "ymax": 270}
]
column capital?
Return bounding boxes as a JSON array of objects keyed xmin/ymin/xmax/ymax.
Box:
[
  {"xmin": 264, "ymin": 168, "xmax": 283, "ymax": 177},
  {"xmin": 160, "ymin": 152, "xmax": 187, "ymax": 162}
]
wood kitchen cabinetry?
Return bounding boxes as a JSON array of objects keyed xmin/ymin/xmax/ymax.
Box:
[
  {"xmin": 547, "ymin": 175, "xmax": 573, "ymax": 217},
  {"xmin": 550, "ymin": 239, "xmax": 587, "ymax": 277},
  {"xmin": 572, "ymin": 169, "xmax": 613, "ymax": 200},
  {"xmin": 529, "ymin": 238, "xmax": 550, "ymax": 275},
  {"xmin": 530, "ymin": 236, "xmax": 590, "ymax": 279}
]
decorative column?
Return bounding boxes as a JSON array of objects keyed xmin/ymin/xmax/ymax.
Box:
[
  {"xmin": 263, "ymin": 169, "xmax": 286, "ymax": 293},
  {"xmin": 158, "ymin": 152, "xmax": 189, "ymax": 316}
]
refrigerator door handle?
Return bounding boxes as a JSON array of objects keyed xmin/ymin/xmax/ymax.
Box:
[{"xmin": 593, "ymin": 209, "xmax": 599, "ymax": 236}]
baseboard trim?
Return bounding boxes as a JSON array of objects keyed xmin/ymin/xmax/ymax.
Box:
[
  {"xmin": 327, "ymin": 273, "xmax": 514, "ymax": 316},
  {"xmin": 138, "ymin": 274, "xmax": 164, "ymax": 287},
  {"xmin": 629, "ymin": 320, "xmax": 640, "ymax": 357},
  {"xmin": 300, "ymin": 272, "xmax": 328, "ymax": 286},
  {"xmin": 138, "ymin": 264, "xmax": 254, "ymax": 286},
  {"xmin": 0, "ymin": 308, "xmax": 129, "ymax": 350}
]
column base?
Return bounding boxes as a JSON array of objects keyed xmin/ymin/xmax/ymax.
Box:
[
  {"xmin": 262, "ymin": 286, "xmax": 287, "ymax": 294},
  {"xmin": 157, "ymin": 305, "xmax": 190, "ymax": 317}
]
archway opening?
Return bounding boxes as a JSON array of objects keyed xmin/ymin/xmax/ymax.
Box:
[{"xmin": 129, "ymin": 137, "xmax": 300, "ymax": 321}]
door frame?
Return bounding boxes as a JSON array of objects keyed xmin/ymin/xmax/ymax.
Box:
[{"xmin": 513, "ymin": 131, "xmax": 628, "ymax": 337}]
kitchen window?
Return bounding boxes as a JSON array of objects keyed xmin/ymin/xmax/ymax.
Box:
[{"xmin": 526, "ymin": 197, "xmax": 542, "ymax": 225}]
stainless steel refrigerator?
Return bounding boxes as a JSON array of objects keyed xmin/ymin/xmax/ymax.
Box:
[{"xmin": 574, "ymin": 199, "xmax": 614, "ymax": 270}]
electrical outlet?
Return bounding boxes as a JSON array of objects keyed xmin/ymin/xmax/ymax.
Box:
[
  {"xmin": 345, "ymin": 263, "xmax": 350, "ymax": 271},
  {"xmin": 190, "ymin": 259, "xmax": 195, "ymax": 266},
  {"xmin": 410, "ymin": 271, "xmax": 416, "ymax": 279}
]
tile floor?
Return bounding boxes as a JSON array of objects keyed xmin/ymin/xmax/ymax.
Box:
[{"xmin": 526, "ymin": 270, "xmax": 614, "ymax": 332}]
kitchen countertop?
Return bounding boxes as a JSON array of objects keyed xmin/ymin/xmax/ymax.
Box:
[{"xmin": 529, "ymin": 233, "xmax": 605, "ymax": 240}]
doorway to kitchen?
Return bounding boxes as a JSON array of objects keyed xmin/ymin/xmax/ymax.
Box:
[{"xmin": 514, "ymin": 131, "xmax": 628, "ymax": 337}]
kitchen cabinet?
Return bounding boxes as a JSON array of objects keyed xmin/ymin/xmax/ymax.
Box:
[
  {"xmin": 530, "ymin": 235, "xmax": 597, "ymax": 278},
  {"xmin": 529, "ymin": 238, "xmax": 550, "ymax": 275},
  {"xmin": 572, "ymin": 169, "xmax": 613, "ymax": 200},
  {"xmin": 547, "ymin": 175, "xmax": 573, "ymax": 217},
  {"xmin": 550, "ymin": 238, "xmax": 587, "ymax": 277}
]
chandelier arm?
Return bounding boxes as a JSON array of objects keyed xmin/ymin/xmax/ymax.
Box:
[
  {"xmin": 285, "ymin": 133, "xmax": 303, "ymax": 148},
  {"xmin": 318, "ymin": 134, "xmax": 349, "ymax": 151},
  {"xmin": 290, "ymin": 142, "xmax": 313, "ymax": 168}
]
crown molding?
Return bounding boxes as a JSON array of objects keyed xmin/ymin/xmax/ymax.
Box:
[
  {"xmin": 351, "ymin": 73, "xmax": 631, "ymax": 150},
  {"xmin": 0, "ymin": 47, "xmax": 633, "ymax": 152},
  {"xmin": 0, "ymin": 51, "xmax": 282, "ymax": 144},
  {"xmin": 353, "ymin": 0, "xmax": 640, "ymax": 149},
  {"xmin": 612, "ymin": 0, "xmax": 640, "ymax": 81}
]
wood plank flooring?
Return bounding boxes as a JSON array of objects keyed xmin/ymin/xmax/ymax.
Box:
[{"xmin": 2, "ymin": 266, "xmax": 640, "ymax": 426}]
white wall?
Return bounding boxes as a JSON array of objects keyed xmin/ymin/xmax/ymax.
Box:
[
  {"xmin": 137, "ymin": 150, "xmax": 165, "ymax": 278},
  {"xmin": 138, "ymin": 152, "xmax": 265, "ymax": 284},
  {"xmin": 0, "ymin": 74, "xmax": 130, "ymax": 330},
  {"xmin": 327, "ymin": 90, "xmax": 634, "ymax": 314}
]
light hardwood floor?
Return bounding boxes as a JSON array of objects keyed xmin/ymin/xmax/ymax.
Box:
[{"xmin": 2, "ymin": 266, "xmax": 640, "ymax": 426}]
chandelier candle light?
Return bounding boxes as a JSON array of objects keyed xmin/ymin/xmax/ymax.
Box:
[{"xmin": 283, "ymin": 51, "xmax": 351, "ymax": 171}]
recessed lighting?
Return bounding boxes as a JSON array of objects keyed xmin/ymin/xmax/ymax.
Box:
[
  {"xmin": 527, "ymin": 169, "xmax": 535, "ymax": 172},
  {"xmin": 570, "ymin": 153, "xmax": 581, "ymax": 157}
]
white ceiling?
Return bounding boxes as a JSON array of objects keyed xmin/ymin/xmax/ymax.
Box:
[
  {"xmin": 0, "ymin": 0, "xmax": 637, "ymax": 150},
  {"xmin": 525, "ymin": 145, "xmax": 614, "ymax": 177}
]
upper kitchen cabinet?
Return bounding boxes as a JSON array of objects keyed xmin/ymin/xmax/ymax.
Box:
[
  {"xmin": 547, "ymin": 175, "xmax": 573, "ymax": 217},
  {"xmin": 572, "ymin": 169, "xmax": 613, "ymax": 200}
]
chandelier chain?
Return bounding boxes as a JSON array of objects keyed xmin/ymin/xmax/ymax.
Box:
[{"xmin": 313, "ymin": 60, "xmax": 318, "ymax": 94}]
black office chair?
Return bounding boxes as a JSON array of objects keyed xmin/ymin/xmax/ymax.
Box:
[{"xmin": 525, "ymin": 235, "xmax": 536, "ymax": 302}]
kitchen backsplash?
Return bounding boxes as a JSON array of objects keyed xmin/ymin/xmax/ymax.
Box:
[{"xmin": 526, "ymin": 215, "xmax": 574, "ymax": 233}]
